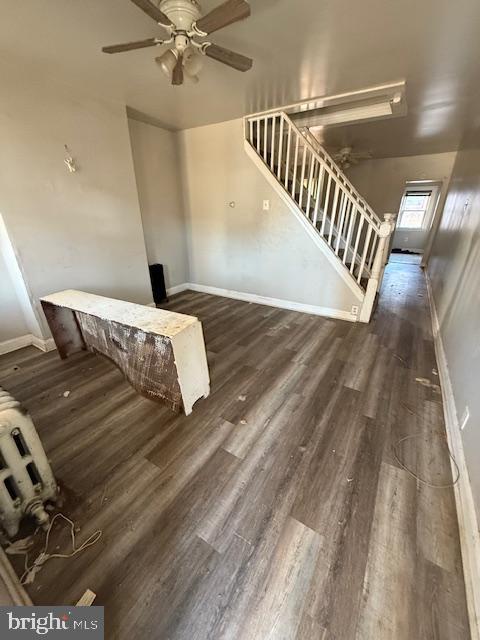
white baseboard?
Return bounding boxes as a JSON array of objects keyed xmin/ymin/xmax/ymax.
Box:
[
  {"xmin": 167, "ymin": 283, "xmax": 190, "ymax": 296},
  {"xmin": 148, "ymin": 284, "xmax": 355, "ymax": 322},
  {"xmin": 145, "ymin": 284, "xmax": 189, "ymax": 307},
  {"xmin": 185, "ymin": 282, "xmax": 357, "ymax": 322},
  {"xmin": 31, "ymin": 336, "xmax": 56, "ymax": 353},
  {"xmin": 145, "ymin": 285, "xmax": 190, "ymax": 307},
  {"xmin": 0, "ymin": 335, "xmax": 33, "ymax": 355},
  {"xmin": 426, "ymin": 273, "xmax": 480, "ymax": 640},
  {"xmin": 0, "ymin": 334, "xmax": 56, "ymax": 355}
]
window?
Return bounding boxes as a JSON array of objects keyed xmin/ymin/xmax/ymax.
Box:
[{"xmin": 397, "ymin": 190, "xmax": 432, "ymax": 229}]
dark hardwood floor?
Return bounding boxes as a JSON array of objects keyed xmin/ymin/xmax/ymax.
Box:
[{"xmin": 0, "ymin": 259, "xmax": 470, "ymax": 639}]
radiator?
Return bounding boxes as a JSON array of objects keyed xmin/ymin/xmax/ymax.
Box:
[{"xmin": 0, "ymin": 388, "xmax": 57, "ymax": 538}]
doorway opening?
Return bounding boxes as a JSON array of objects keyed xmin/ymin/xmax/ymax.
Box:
[
  {"xmin": 0, "ymin": 214, "xmax": 45, "ymax": 353},
  {"xmin": 391, "ymin": 182, "xmax": 441, "ymax": 259}
]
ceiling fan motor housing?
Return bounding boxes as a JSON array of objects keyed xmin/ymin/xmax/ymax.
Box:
[{"xmin": 160, "ymin": 0, "xmax": 201, "ymax": 31}]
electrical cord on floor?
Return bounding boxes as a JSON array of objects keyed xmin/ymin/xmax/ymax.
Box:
[
  {"xmin": 393, "ymin": 433, "xmax": 460, "ymax": 489},
  {"xmin": 21, "ymin": 513, "xmax": 102, "ymax": 585}
]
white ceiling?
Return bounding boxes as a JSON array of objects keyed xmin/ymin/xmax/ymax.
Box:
[{"xmin": 1, "ymin": 0, "xmax": 480, "ymax": 157}]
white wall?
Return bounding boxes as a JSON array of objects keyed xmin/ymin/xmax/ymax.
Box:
[
  {"xmin": 0, "ymin": 61, "xmax": 153, "ymax": 340},
  {"xmin": 0, "ymin": 250, "xmax": 29, "ymax": 343},
  {"xmin": 128, "ymin": 117, "xmax": 189, "ymax": 290},
  {"xmin": 346, "ymin": 152, "xmax": 457, "ymax": 252},
  {"xmin": 179, "ymin": 118, "xmax": 359, "ymax": 315},
  {"xmin": 428, "ymin": 127, "xmax": 480, "ymax": 521},
  {"xmin": 0, "ymin": 214, "xmax": 44, "ymax": 344}
]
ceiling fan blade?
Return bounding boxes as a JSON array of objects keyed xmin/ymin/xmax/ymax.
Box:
[
  {"xmin": 102, "ymin": 38, "xmax": 159, "ymax": 54},
  {"xmin": 194, "ymin": 0, "xmax": 250, "ymax": 35},
  {"xmin": 204, "ymin": 43, "xmax": 252, "ymax": 72},
  {"xmin": 172, "ymin": 54, "xmax": 184, "ymax": 85},
  {"xmin": 129, "ymin": 0, "xmax": 172, "ymax": 27}
]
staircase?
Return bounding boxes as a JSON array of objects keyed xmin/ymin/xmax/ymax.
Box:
[{"xmin": 243, "ymin": 110, "xmax": 396, "ymax": 322}]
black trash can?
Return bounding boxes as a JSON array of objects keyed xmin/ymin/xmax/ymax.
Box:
[{"xmin": 149, "ymin": 263, "xmax": 168, "ymax": 305}]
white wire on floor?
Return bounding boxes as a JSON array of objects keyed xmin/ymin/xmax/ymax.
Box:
[
  {"xmin": 393, "ymin": 433, "xmax": 460, "ymax": 489},
  {"xmin": 21, "ymin": 513, "xmax": 102, "ymax": 585}
]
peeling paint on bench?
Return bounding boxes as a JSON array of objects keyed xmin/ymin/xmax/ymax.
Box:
[{"xmin": 40, "ymin": 290, "xmax": 210, "ymax": 415}]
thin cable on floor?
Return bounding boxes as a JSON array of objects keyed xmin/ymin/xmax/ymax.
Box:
[
  {"xmin": 393, "ymin": 353, "xmax": 408, "ymax": 367},
  {"xmin": 21, "ymin": 513, "xmax": 102, "ymax": 585},
  {"xmin": 393, "ymin": 433, "xmax": 460, "ymax": 489},
  {"xmin": 401, "ymin": 401, "xmax": 416, "ymax": 415}
]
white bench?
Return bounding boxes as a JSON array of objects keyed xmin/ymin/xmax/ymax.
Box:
[{"xmin": 41, "ymin": 290, "xmax": 210, "ymax": 415}]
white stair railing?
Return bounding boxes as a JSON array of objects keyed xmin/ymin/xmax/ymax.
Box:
[
  {"xmin": 301, "ymin": 128, "xmax": 381, "ymax": 226},
  {"xmin": 244, "ymin": 111, "xmax": 396, "ymax": 321}
]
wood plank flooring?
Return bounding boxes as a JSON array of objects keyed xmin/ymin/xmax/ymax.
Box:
[{"xmin": 0, "ymin": 258, "xmax": 470, "ymax": 639}]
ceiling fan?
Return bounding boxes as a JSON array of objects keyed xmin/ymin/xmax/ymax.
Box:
[
  {"xmin": 102, "ymin": 0, "xmax": 253, "ymax": 86},
  {"xmin": 331, "ymin": 146, "xmax": 373, "ymax": 170}
]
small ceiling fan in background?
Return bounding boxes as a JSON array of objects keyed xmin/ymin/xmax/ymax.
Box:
[
  {"xmin": 330, "ymin": 146, "xmax": 373, "ymax": 170},
  {"xmin": 102, "ymin": 0, "xmax": 253, "ymax": 86}
]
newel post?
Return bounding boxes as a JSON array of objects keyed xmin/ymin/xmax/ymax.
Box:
[
  {"xmin": 359, "ymin": 214, "xmax": 396, "ymax": 323},
  {"xmin": 378, "ymin": 213, "xmax": 397, "ymax": 290}
]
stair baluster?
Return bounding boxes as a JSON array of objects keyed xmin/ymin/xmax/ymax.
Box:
[{"xmin": 243, "ymin": 110, "xmax": 396, "ymax": 322}]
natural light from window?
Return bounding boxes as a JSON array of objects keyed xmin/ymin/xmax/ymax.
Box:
[{"xmin": 397, "ymin": 191, "xmax": 432, "ymax": 229}]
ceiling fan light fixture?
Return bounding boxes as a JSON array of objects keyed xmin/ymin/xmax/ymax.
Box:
[
  {"xmin": 103, "ymin": 0, "xmax": 253, "ymax": 86},
  {"xmin": 184, "ymin": 70, "xmax": 200, "ymax": 84},
  {"xmin": 155, "ymin": 48, "xmax": 178, "ymax": 77},
  {"xmin": 184, "ymin": 49, "xmax": 203, "ymax": 76}
]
